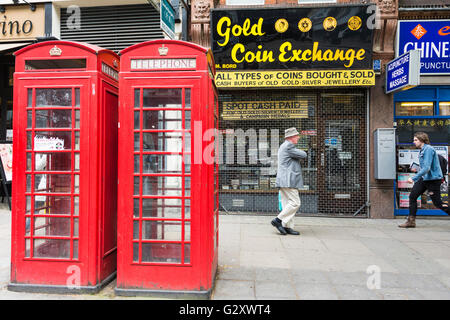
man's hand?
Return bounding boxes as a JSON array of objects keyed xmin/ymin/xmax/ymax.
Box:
[{"xmin": 407, "ymin": 178, "xmax": 414, "ymax": 184}]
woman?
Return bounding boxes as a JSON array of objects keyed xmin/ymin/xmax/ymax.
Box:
[{"xmin": 399, "ymin": 132, "xmax": 449, "ymax": 228}]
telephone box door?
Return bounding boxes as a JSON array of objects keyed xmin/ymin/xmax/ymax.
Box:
[
  {"xmin": 117, "ymin": 78, "xmax": 204, "ymax": 291},
  {"xmin": 12, "ymin": 78, "xmax": 91, "ymax": 285}
]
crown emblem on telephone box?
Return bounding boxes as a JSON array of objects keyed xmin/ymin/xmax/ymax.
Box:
[
  {"xmin": 49, "ymin": 46, "xmax": 62, "ymax": 56},
  {"xmin": 158, "ymin": 45, "xmax": 169, "ymax": 56}
]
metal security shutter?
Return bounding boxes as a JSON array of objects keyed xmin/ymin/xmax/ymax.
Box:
[
  {"xmin": 218, "ymin": 89, "xmax": 368, "ymax": 217},
  {"xmin": 60, "ymin": 4, "xmax": 164, "ymax": 53}
]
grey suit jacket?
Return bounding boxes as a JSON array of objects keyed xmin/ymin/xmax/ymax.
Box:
[{"xmin": 275, "ymin": 140, "xmax": 307, "ymax": 189}]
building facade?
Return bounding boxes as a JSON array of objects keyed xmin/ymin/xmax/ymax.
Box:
[
  {"xmin": 1, "ymin": 0, "xmax": 448, "ymax": 219},
  {"xmin": 190, "ymin": 0, "xmax": 449, "ymax": 218}
]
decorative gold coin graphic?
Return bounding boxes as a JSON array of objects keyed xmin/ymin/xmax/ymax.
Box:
[
  {"xmin": 298, "ymin": 18, "xmax": 312, "ymax": 32},
  {"xmin": 323, "ymin": 17, "xmax": 337, "ymax": 31},
  {"xmin": 348, "ymin": 16, "xmax": 362, "ymax": 31},
  {"xmin": 275, "ymin": 18, "xmax": 289, "ymax": 33}
]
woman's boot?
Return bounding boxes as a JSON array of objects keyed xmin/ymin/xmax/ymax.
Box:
[{"xmin": 398, "ymin": 215, "xmax": 416, "ymax": 228}]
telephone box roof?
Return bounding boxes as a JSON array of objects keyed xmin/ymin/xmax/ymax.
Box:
[
  {"xmin": 119, "ymin": 39, "xmax": 210, "ymax": 56},
  {"xmin": 14, "ymin": 40, "xmax": 119, "ymax": 58}
]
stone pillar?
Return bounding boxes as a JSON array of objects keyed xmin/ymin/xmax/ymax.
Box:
[
  {"xmin": 369, "ymin": 0, "xmax": 398, "ymax": 218},
  {"xmin": 191, "ymin": 0, "xmax": 213, "ymax": 47}
]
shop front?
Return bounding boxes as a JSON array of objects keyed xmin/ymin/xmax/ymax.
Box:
[
  {"xmin": 211, "ymin": 5, "xmax": 375, "ymax": 216},
  {"xmin": 393, "ymin": 19, "xmax": 450, "ymax": 216}
]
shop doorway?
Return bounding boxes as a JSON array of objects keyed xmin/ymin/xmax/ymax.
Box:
[
  {"xmin": 0, "ymin": 53, "xmax": 14, "ymax": 141},
  {"xmin": 316, "ymin": 93, "xmax": 368, "ymax": 216}
]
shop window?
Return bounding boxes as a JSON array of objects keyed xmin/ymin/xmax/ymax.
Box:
[
  {"xmin": 8, "ymin": 66, "xmax": 14, "ymax": 87},
  {"xmin": 321, "ymin": 93, "xmax": 365, "ymax": 115},
  {"xmin": 394, "ymin": 86, "xmax": 450, "ymax": 217},
  {"xmin": 395, "ymin": 102, "xmax": 434, "ymax": 116},
  {"xmin": 439, "ymin": 102, "xmax": 450, "ymax": 116},
  {"xmin": 218, "ymin": 90, "xmax": 367, "ymax": 215}
]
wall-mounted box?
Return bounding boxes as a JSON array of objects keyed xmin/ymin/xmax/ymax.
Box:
[{"xmin": 374, "ymin": 128, "xmax": 396, "ymax": 179}]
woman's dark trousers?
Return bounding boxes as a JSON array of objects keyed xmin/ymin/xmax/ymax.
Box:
[{"xmin": 409, "ymin": 179, "xmax": 448, "ymax": 216}]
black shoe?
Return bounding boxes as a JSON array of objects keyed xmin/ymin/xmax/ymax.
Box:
[
  {"xmin": 284, "ymin": 228, "xmax": 300, "ymax": 235},
  {"xmin": 271, "ymin": 218, "xmax": 287, "ymax": 235}
]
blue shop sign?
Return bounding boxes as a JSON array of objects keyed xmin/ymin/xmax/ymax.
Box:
[
  {"xmin": 385, "ymin": 50, "xmax": 420, "ymax": 94},
  {"xmin": 397, "ymin": 20, "xmax": 450, "ymax": 75}
]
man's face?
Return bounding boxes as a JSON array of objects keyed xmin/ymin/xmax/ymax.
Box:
[
  {"xmin": 289, "ymin": 135, "xmax": 300, "ymax": 144},
  {"xmin": 413, "ymin": 136, "xmax": 423, "ymax": 148}
]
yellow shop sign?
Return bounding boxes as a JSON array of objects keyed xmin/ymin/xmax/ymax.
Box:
[
  {"xmin": 211, "ymin": 6, "xmax": 374, "ymax": 70},
  {"xmin": 215, "ymin": 70, "xmax": 375, "ymax": 88},
  {"xmin": 222, "ymin": 100, "xmax": 309, "ymax": 120}
]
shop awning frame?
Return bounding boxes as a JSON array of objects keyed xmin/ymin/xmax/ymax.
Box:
[{"xmin": 0, "ymin": 42, "xmax": 32, "ymax": 54}]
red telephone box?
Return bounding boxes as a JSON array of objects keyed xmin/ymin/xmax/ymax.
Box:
[
  {"xmin": 9, "ymin": 41, "xmax": 119, "ymax": 293},
  {"xmin": 116, "ymin": 40, "xmax": 219, "ymax": 298}
]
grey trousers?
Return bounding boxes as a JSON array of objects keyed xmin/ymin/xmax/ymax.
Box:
[{"xmin": 277, "ymin": 188, "xmax": 301, "ymax": 229}]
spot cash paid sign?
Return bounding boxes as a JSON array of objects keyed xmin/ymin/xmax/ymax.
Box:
[{"xmin": 211, "ymin": 5, "xmax": 376, "ymax": 88}]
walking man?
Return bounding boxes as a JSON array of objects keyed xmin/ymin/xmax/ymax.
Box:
[
  {"xmin": 271, "ymin": 127, "xmax": 307, "ymax": 235},
  {"xmin": 399, "ymin": 132, "xmax": 449, "ymax": 228}
]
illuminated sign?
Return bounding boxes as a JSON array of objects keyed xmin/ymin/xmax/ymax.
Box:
[
  {"xmin": 397, "ymin": 20, "xmax": 450, "ymax": 74},
  {"xmin": 215, "ymin": 70, "xmax": 375, "ymax": 88}
]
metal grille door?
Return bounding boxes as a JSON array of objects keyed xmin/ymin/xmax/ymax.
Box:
[{"xmin": 317, "ymin": 93, "xmax": 367, "ymax": 215}]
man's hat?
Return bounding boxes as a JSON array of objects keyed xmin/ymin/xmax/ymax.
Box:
[{"xmin": 285, "ymin": 127, "xmax": 300, "ymax": 138}]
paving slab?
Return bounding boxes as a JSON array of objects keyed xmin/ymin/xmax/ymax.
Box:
[
  {"xmin": 294, "ymin": 283, "xmax": 340, "ymax": 300},
  {"xmin": 254, "ymin": 280, "xmax": 297, "ymax": 299}
]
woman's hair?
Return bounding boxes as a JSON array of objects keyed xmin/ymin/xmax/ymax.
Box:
[{"xmin": 414, "ymin": 132, "xmax": 430, "ymax": 144}]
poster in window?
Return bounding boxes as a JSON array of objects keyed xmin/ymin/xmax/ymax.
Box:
[
  {"xmin": 397, "ymin": 173, "xmax": 414, "ymax": 188},
  {"xmin": 0, "ymin": 143, "xmax": 13, "ymax": 182},
  {"xmin": 398, "ymin": 149, "xmax": 419, "ymax": 166},
  {"xmin": 399, "ymin": 192, "xmax": 421, "ymax": 208}
]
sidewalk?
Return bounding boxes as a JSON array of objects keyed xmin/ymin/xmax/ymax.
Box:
[{"xmin": 1, "ymin": 204, "xmax": 450, "ymax": 300}]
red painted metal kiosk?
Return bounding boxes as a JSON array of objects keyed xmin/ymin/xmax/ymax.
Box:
[
  {"xmin": 116, "ymin": 40, "xmax": 219, "ymax": 298},
  {"xmin": 9, "ymin": 41, "xmax": 119, "ymax": 293}
]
